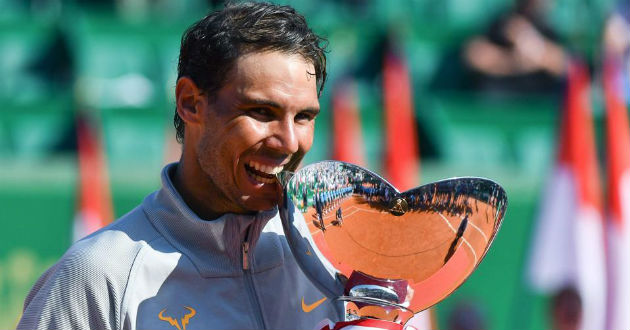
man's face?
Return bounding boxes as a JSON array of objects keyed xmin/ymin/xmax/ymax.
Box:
[{"xmin": 196, "ymin": 51, "xmax": 319, "ymax": 213}]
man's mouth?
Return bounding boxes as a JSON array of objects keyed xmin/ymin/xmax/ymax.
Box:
[{"xmin": 244, "ymin": 160, "xmax": 285, "ymax": 184}]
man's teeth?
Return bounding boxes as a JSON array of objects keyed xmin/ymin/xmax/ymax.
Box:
[
  {"xmin": 247, "ymin": 161, "xmax": 284, "ymax": 175},
  {"xmin": 250, "ymin": 173, "xmax": 276, "ymax": 184}
]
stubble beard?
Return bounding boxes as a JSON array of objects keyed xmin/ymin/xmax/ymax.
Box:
[{"xmin": 195, "ymin": 135, "xmax": 245, "ymax": 214}]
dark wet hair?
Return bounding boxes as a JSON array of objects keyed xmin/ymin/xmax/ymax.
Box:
[{"xmin": 174, "ymin": 1, "xmax": 328, "ymax": 143}]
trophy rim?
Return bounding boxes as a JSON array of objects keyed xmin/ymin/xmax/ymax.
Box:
[{"xmin": 291, "ymin": 160, "xmax": 509, "ymax": 195}]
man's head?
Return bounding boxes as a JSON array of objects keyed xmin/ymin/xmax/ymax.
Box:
[
  {"xmin": 174, "ymin": 2, "xmax": 327, "ymax": 217},
  {"xmin": 175, "ymin": 1, "xmax": 327, "ymax": 143}
]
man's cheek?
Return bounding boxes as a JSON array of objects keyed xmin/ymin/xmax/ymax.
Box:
[
  {"xmin": 226, "ymin": 126, "xmax": 258, "ymax": 151},
  {"xmin": 239, "ymin": 119, "xmax": 266, "ymax": 136}
]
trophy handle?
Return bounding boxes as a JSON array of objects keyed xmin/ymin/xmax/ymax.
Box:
[
  {"xmin": 279, "ymin": 183, "xmax": 346, "ymax": 300},
  {"xmin": 276, "ymin": 171, "xmax": 295, "ymax": 188}
]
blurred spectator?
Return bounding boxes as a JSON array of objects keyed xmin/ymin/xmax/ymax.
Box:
[
  {"xmin": 446, "ymin": 300, "xmax": 488, "ymax": 330},
  {"xmin": 603, "ymin": 1, "xmax": 630, "ymax": 101},
  {"xmin": 27, "ymin": 27, "xmax": 74, "ymax": 92},
  {"xmin": 550, "ymin": 286, "xmax": 582, "ymax": 330},
  {"xmin": 603, "ymin": 7, "xmax": 630, "ymax": 57},
  {"xmin": 462, "ymin": 0, "xmax": 568, "ymax": 95},
  {"xmin": 76, "ymin": 0, "xmax": 115, "ymax": 8},
  {"xmin": 466, "ymin": 0, "xmax": 569, "ymax": 95},
  {"xmin": 432, "ymin": 0, "xmax": 568, "ymax": 96}
]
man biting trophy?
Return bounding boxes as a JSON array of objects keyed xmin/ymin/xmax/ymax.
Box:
[{"xmin": 279, "ymin": 161, "xmax": 507, "ymax": 330}]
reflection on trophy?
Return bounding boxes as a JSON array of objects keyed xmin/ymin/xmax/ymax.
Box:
[{"xmin": 278, "ymin": 161, "xmax": 508, "ymax": 328}]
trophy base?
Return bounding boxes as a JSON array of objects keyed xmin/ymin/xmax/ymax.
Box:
[
  {"xmin": 341, "ymin": 271, "xmax": 414, "ymax": 324},
  {"xmin": 319, "ymin": 319, "xmax": 404, "ymax": 330},
  {"xmin": 339, "ymin": 297, "xmax": 414, "ymax": 324}
]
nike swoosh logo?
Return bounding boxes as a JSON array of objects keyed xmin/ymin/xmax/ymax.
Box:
[{"xmin": 301, "ymin": 296, "xmax": 327, "ymax": 313}]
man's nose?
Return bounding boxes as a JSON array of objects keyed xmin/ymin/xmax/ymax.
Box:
[{"xmin": 267, "ymin": 118, "xmax": 299, "ymax": 154}]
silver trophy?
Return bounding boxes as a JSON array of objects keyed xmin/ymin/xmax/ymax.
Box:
[{"xmin": 278, "ymin": 161, "xmax": 507, "ymax": 326}]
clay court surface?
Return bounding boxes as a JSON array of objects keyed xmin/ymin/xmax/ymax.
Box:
[{"xmin": 303, "ymin": 193, "xmax": 498, "ymax": 288}]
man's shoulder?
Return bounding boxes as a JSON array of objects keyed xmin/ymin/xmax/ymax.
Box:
[
  {"xmin": 17, "ymin": 204, "xmax": 167, "ymax": 329},
  {"xmin": 39, "ymin": 200, "xmax": 164, "ymax": 288},
  {"xmin": 20, "ymin": 204, "xmax": 166, "ymax": 309},
  {"xmin": 70, "ymin": 204, "xmax": 164, "ymax": 270}
]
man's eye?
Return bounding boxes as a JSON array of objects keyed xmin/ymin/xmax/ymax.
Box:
[
  {"xmin": 248, "ymin": 108, "xmax": 272, "ymax": 119},
  {"xmin": 296, "ymin": 112, "xmax": 316, "ymax": 122}
]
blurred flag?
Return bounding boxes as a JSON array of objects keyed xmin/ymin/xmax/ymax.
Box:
[
  {"xmin": 527, "ymin": 61, "xmax": 606, "ymax": 330},
  {"xmin": 73, "ymin": 114, "xmax": 114, "ymax": 241},
  {"xmin": 381, "ymin": 46, "xmax": 432, "ymax": 330},
  {"xmin": 603, "ymin": 55, "xmax": 630, "ymax": 330},
  {"xmin": 331, "ymin": 78, "xmax": 366, "ymax": 166},
  {"xmin": 382, "ymin": 48, "xmax": 420, "ymax": 192},
  {"xmin": 404, "ymin": 308, "xmax": 436, "ymax": 330}
]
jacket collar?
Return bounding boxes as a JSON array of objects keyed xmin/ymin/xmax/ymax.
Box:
[{"xmin": 143, "ymin": 163, "xmax": 282, "ymax": 277}]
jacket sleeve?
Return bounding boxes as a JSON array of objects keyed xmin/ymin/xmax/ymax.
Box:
[{"xmin": 16, "ymin": 245, "xmax": 123, "ymax": 330}]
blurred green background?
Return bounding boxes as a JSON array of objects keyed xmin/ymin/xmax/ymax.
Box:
[{"xmin": 0, "ymin": 0, "xmax": 622, "ymax": 328}]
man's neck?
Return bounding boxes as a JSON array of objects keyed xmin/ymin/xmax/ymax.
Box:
[{"xmin": 172, "ymin": 157, "xmax": 252, "ymax": 220}]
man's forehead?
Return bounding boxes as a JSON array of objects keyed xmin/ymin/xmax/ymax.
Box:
[
  {"xmin": 233, "ymin": 51, "xmax": 315, "ymax": 81},
  {"xmin": 225, "ymin": 51, "xmax": 319, "ymax": 108}
]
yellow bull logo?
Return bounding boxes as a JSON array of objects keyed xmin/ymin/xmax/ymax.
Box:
[{"xmin": 158, "ymin": 306, "xmax": 196, "ymax": 330}]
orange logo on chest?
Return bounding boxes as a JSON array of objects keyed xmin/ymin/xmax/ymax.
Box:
[
  {"xmin": 158, "ymin": 306, "xmax": 196, "ymax": 330},
  {"xmin": 301, "ymin": 296, "xmax": 327, "ymax": 313}
]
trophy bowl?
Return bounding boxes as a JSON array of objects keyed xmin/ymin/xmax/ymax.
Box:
[{"xmin": 278, "ymin": 161, "xmax": 508, "ymax": 325}]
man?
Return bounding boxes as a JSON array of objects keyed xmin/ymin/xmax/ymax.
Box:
[
  {"xmin": 333, "ymin": 207, "xmax": 342, "ymax": 227},
  {"xmin": 17, "ymin": 2, "xmax": 343, "ymax": 329}
]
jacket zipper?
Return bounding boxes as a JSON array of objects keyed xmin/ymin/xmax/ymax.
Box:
[
  {"xmin": 242, "ymin": 241, "xmax": 250, "ymax": 270},
  {"xmin": 242, "ymin": 239, "xmax": 266, "ymax": 329}
]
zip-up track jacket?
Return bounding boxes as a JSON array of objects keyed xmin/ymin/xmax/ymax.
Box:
[{"xmin": 17, "ymin": 164, "xmax": 344, "ymax": 330}]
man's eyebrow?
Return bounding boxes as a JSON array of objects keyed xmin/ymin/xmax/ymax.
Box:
[
  {"xmin": 239, "ymin": 97, "xmax": 320, "ymax": 113},
  {"xmin": 239, "ymin": 97, "xmax": 282, "ymax": 109},
  {"xmin": 301, "ymin": 107, "xmax": 320, "ymax": 115}
]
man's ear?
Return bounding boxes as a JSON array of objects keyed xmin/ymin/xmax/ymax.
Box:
[{"xmin": 175, "ymin": 77, "xmax": 206, "ymax": 125}]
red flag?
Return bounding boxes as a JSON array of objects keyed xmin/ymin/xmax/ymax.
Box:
[
  {"xmin": 404, "ymin": 307, "xmax": 436, "ymax": 330},
  {"xmin": 73, "ymin": 115, "xmax": 114, "ymax": 241},
  {"xmin": 603, "ymin": 55, "xmax": 630, "ymax": 330},
  {"xmin": 331, "ymin": 79, "xmax": 365, "ymax": 167},
  {"xmin": 382, "ymin": 50, "xmax": 420, "ymax": 191},
  {"xmin": 527, "ymin": 60, "xmax": 606, "ymax": 330},
  {"xmin": 381, "ymin": 47, "xmax": 433, "ymax": 330}
]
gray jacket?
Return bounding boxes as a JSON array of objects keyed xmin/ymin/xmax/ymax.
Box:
[{"xmin": 17, "ymin": 164, "xmax": 344, "ymax": 330}]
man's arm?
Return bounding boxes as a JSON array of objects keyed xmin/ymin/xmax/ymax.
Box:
[{"xmin": 17, "ymin": 244, "xmax": 125, "ymax": 330}]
